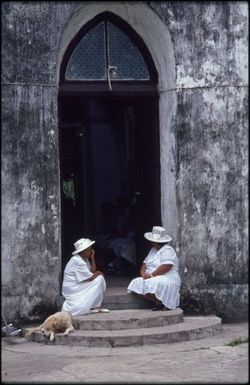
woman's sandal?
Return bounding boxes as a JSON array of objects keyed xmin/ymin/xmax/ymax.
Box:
[
  {"xmin": 90, "ymin": 308, "xmax": 99, "ymax": 314},
  {"xmin": 90, "ymin": 307, "xmax": 110, "ymax": 314},
  {"xmin": 98, "ymin": 308, "xmax": 110, "ymax": 313}
]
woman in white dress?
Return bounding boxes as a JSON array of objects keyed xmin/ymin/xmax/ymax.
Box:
[
  {"xmin": 61, "ymin": 238, "xmax": 109, "ymax": 316},
  {"xmin": 127, "ymin": 226, "xmax": 181, "ymax": 310}
]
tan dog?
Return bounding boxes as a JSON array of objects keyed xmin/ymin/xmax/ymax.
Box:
[{"xmin": 25, "ymin": 311, "xmax": 74, "ymax": 341}]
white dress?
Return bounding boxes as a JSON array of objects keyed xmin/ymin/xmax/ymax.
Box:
[
  {"xmin": 127, "ymin": 245, "xmax": 181, "ymax": 309},
  {"xmin": 61, "ymin": 255, "xmax": 106, "ymax": 316}
]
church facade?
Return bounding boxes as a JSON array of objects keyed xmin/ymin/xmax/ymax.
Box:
[{"xmin": 2, "ymin": 1, "xmax": 248, "ymax": 323}]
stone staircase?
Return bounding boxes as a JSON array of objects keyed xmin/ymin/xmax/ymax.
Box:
[{"xmin": 24, "ymin": 276, "xmax": 222, "ymax": 347}]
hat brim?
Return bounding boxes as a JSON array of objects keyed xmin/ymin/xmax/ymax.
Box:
[
  {"xmin": 72, "ymin": 240, "xmax": 95, "ymax": 255},
  {"xmin": 144, "ymin": 233, "xmax": 172, "ymax": 243}
]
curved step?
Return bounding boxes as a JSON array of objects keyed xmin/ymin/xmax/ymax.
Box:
[
  {"xmin": 28, "ymin": 315, "xmax": 222, "ymax": 347},
  {"xmin": 73, "ymin": 308, "xmax": 183, "ymax": 330}
]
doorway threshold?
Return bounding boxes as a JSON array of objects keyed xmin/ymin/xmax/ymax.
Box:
[{"xmin": 106, "ymin": 275, "xmax": 132, "ymax": 289}]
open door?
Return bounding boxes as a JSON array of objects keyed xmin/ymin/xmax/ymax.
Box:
[{"xmin": 59, "ymin": 95, "xmax": 160, "ymax": 273}]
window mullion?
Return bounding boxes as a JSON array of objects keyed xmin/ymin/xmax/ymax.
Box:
[
  {"xmin": 105, "ymin": 21, "xmax": 109, "ymax": 81},
  {"xmin": 105, "ymin": 21, "xmax": 114, "ymax": 91}
]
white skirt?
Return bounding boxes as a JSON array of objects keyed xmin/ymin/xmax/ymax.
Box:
[
  {"xmin": 127, "ymin": 274, "xmax": 180, "ymax": 309},
  {"xmin": 62, "ymin": 275, "xmax": 106, "ymax": 316}
]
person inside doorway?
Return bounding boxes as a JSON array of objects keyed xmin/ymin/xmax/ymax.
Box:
[
  {"xmin": 95, "ymin": 201, "xmax": 117, "ymax": 250},
  {"xmin": 107, "ymin": 195, "xmax": 136, "ymax": 274},
  {"xmin": 95, "ymin": 195, "xmax": 136, "ymax": 274},
  {"xmin": 127, "ymin": 226, "xmax": 181, "ymax": 310},
  {"xmin": 61, "ymin": 238, "xmax": 110, "ymax": 315},
  {"xmin": 63, "ymin": 172, "xmax": 76, "ymax": 208}
]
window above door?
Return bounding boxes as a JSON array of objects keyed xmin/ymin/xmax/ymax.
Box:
[{"xmin": 60, "ymin": 12, "xmax": 157, "ymax": 88}]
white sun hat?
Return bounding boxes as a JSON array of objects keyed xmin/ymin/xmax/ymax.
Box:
[
  {"xmin": 72, "ymin": 238, "xmax": 95, "ymax": 255},
  {"xmin": 144, "ymin": 226, "xmax": 172, "ymax": 243}
]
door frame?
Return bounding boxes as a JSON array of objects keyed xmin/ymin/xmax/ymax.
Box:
[
  {"xmin": 57, "ymin": 3, "xmax": 178, "ymax": 290},
  {"xmin": 58, "ymin": 88, "xmax": 160, "ymax": 271},
  {"xmin": 57, "ymin": 0, "xmax": 177, "ymax": 236}
]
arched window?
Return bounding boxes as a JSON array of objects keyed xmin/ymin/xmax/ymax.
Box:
[{"xmin": 60, "ymin": 13, "xmax": 157, "ymax": 88}]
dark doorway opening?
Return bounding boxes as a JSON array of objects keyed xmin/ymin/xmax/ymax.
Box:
[{"xmin": 59, "ymin": 94, "xmax": 161, "ymax": 276}]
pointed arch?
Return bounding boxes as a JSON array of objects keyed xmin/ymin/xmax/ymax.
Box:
[{"xmin": 60, "ymin": 12, "xmax": 157, "ymax": 84}]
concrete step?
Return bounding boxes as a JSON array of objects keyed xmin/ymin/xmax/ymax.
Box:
[
  {"xmin": 57, "ymin": 289, "xmax": 164, "ymax": 310},
  {"xmin": 102, "ymin": 292, "xmax": 153, "ymax": 309},
  {"xmin": 56, "ymin": 288, "xmax": 152, "ymax": 310},
  {"xmin": 26, "ymin": 314, "xmax": 222, "ymax": 347},
  {"xmin": 73, "ymin": 308, "xmax": 183, "ymax": 330}
]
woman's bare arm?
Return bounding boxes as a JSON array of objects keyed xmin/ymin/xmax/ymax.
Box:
[
  {"xmin": 140, "ymin": 263, "xmax": 147, "ymax": 278},
  {"xmin": 85, "ymin": 249, "xmax": 104, "ymax": 281},
  {"xmin": 89, "ymin": 249, "xmax": 97, "ymax": 273},
  {"xmin": 144, "ymin": 264, "xmax": 173, "ymax": 279},
  {"xmin": 85, "ymin": 270, "xmax": 104, "ymax": 282}
]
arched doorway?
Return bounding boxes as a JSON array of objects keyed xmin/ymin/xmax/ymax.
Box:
[{"xmin": 59, "ymin": 12, "xmax": 161, "ymax": 276}]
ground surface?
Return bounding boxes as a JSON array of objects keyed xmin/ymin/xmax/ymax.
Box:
[{"xmin": 1, "ymin": 322, "xmax": 248, "ymax": 384}]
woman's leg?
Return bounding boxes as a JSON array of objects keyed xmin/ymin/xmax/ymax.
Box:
[
  {"xmin": 142, "ymin": 293, "xmax": 157, "ymax": 302},
  {"xmin": 135, "ymin": 292, "xmax": 160, "ymax": 303},
  {"xmin": 135, "ymin": 293, "xmax": 165, "ymax": 310}
]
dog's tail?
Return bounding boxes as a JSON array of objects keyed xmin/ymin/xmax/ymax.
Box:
[{"xmin": 24, "ymin": 324, "xmax": 43, "ymax": 339}]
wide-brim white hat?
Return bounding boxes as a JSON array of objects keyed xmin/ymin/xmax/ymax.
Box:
[
  {"xmin": 144, "ymin": 226, "xmax": 172, "ymax": 243},
  {"xmin": 72, "ymin": 238, "xmax": 95, "ymax": 255}
]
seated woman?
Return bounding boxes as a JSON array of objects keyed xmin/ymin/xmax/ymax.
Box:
[
  {"xmin": 127, "ymin": 226, "xmax": 181, "ymax": 311},
  {"xmin": 61, "ymin": 238, "xmax": 109, "ymax": 315}
]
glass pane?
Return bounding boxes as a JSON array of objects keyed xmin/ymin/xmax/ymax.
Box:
[
  {"xmin": 66, "ymin": 22, "xmax": 106, "ymax": 80},
  {"xmin": 107, "ymin": 22, "xmax": 150, "ymax": 80}
]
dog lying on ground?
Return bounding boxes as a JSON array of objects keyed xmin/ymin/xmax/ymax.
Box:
[{"xmin": 25, "ymin": 311, "xmax": 74, "ymax": 342}]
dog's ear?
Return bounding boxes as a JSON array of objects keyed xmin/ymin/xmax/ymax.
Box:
[{"xmin": 46, "ymin": 321, "xmax": 56, "ymax": 331}]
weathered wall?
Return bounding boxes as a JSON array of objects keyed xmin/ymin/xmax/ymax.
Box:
[
  {"xmin": 1, "ymin": 1, "xmax": 248, "ymax": 322},
  {"xmin": 1, "ymin": 2, "xmax": 76, "ymax": 322},
  {"xmin": 149, "ymin": 1, "xmax": 248, "ymax": 321}
]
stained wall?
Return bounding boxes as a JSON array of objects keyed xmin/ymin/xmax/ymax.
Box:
[{"xmin": 1, "ymin": 1, "xmax": 248, "ymax": 322}]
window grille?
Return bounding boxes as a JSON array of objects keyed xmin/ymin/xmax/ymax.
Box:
[
  {"xmin": 65, "ymin": 20, "xmax": 150, "ymax": 81},
  {"xmin": 66, "ymin": 22, "xmax": 106, "ymax": 80}
]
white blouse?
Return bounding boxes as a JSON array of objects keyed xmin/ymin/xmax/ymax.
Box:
[
  {"xmin": 63, "ymin": 255, "xmax": 93, "ymax": 286},
  {"xmin": 143, "ymin": 244, "xmax": 180, "ymax": 277}
]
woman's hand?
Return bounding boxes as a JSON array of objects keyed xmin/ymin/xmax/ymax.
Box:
[
  {"xmin": 90, "ymin": 249, "xmax": 95, "ymax": 259},
  {"xmin": 143, "ymin": 273, "xmax": 154, "ymax": 280},
  {"xmin": 94, "ymin": 270, "xmax": 104, "ymax": 277},
  {"xmin": 86, "ymin": 270, "xmax": 104, "ymax": 282}
]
